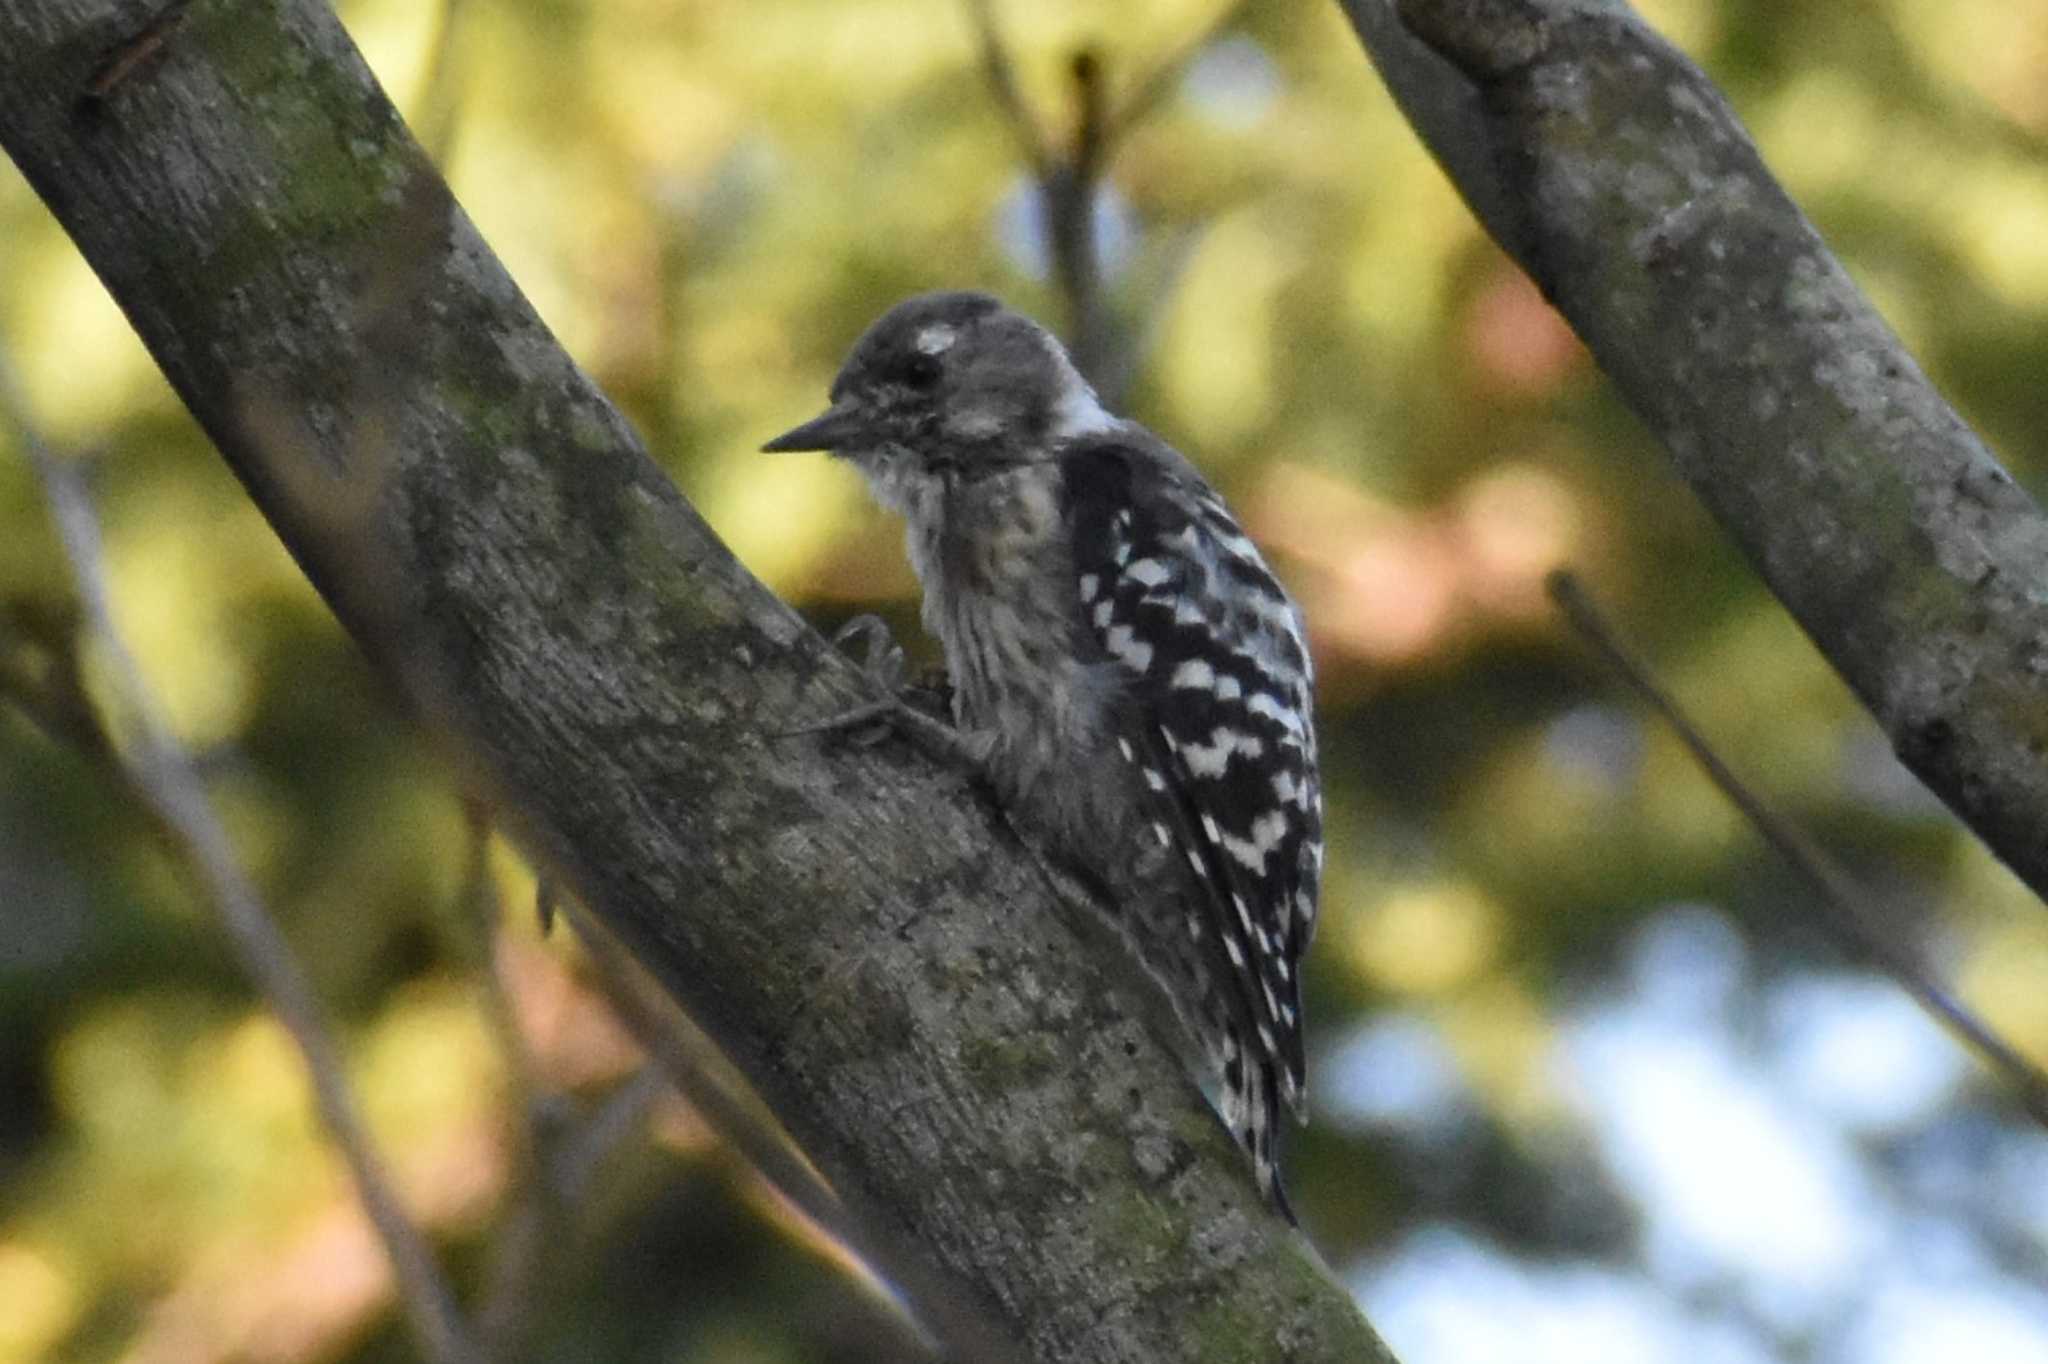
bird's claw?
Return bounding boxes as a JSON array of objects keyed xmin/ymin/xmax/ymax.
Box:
[
  {"xmin": 832, "ymin": 613, "xmax": 908, "ymax": 693},
  {"xmin": 785, "ymin": 614, "xmax": 984, "ymax": 768}
]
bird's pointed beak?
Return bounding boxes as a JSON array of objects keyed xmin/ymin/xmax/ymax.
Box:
[{"xmin": 761, "ymin": 400, "xmax": 868, "ymax": 453}]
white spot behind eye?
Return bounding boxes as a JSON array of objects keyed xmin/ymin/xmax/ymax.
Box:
[{"xmin": 915, "ymin": 324, "xmax": 958, "ymax": 356}]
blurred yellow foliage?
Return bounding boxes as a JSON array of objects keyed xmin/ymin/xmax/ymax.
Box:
[
  {"xmin": 0, "ymin": 1241, "xmax": 77, "ymax": 1364},
  {"xmin": 1343, "ymin": 880, "xmax": 1503, "ymax": 996}
]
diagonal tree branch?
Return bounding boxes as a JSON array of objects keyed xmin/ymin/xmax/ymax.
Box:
[
  {"xmin": 1550, "ymin": 569, "xmax": 2048, "ymax": 1130},
  {"xmin": 0, "ymin": 2, "xmax": 1391, "ymax": 1360},
  {"xmin": 1338, "ymin": 0, "xmax": 2048, "ymax": 909}
]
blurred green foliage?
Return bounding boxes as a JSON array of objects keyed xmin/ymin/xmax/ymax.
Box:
[{"xmin": 2, "ymin": 0, "xmax": 2047, "ymax": 1360}]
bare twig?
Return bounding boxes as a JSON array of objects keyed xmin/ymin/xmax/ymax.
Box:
[
  {"xmin": 963, "ymin": 1, "xmax": 1247, "ymax": 399},
  {"xmin": 962, "ymin": 0, "xmax": 1052, "ymax": 176},
  {"xmin": 562, "ymin": 900, "xmax": 947, "ymax": 1361},
  {"xmin": 1046, "ymin": 51, "xmax": 1112, "ymax": 385},
  {"xmin": 476, "ymin": 1068, "xmax": 664, "ymax": 1350},
  {"xmin": 553, "ymin": 1066, "xmax": 666, "ymax": 1194},
  {"xmin": 0, "ymin": 352, "xmax": 484, "ymax": 1364},
  {"xmin": 453, "ymin": 804, "xmax": 546, "ymax": 1140},
  {"xmin": 446, "ymin": 805, "xmax": 568, "ymax": 1355},
  {"xmin": 1101, "ymin": 0, "xmax": 1253, "ymax": 143},
  {"xmin": 563, "ymin": 904, "xmax": 859, "ymax": 1252},
  {"xmin": 1548, "ymin": 569, "xmax": 2048, "ymax": 1131},
  {"xmin": 0, "ymin": 598, "xmax": 109, "ymax": 762},
  {"xmin": 963, "ymin": 0, "xmax": 1115, "ymax": 388},
  {"xmin": 412, "ymin": 0, "xmax": 470, "ymax": 165}
]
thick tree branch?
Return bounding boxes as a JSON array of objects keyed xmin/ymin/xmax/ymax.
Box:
[
  {"xmin": 1339, "ymin": 0, "xmax": 2048, "ymax": 908},
  {"xmin": 0, "ymin": 1, "xmax": 1389, "ymax": 1359}
]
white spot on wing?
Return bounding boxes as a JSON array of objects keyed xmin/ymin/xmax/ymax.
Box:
[
  {"xmin": 1103, "ymin": 624, "xmax": 1155, "ymax": 672},
  {"xmin": 1079, "ymin": 573, "xmax": 1100, "ymax": 602},
  {"xmin": 1220, "ymin": 832, "xmax": 1266, "ymax": 871},
  {"xmin": 1171, "ymin": 659, "xmax": 1216, "ymax": 692},
  {"xmin": 1248, "ymin": 810, "xmax": 1288, "ymax": 854},
  {"xmin": 1247, "ymin": 691, "xmax": 1305, "ymax": 738},
  {"xmin": 1123, "ymin": 557, "xmax": 1171, "ymax": 589},
  {"xmin": 1177, "ymin": 725, "xmax": 1265, "ymax": 777}
]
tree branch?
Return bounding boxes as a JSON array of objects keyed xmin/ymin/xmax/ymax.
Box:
[
  {"xmin": 1549, "ymin": 570, "xmax": 2048, "ymax": 1130},
  {"xmin": 0, "ymin": 2, "xmax": 1391, "ymax": 1359},
  {"xmin": 1338, "ymin": 0, "xmax": 2048, "ymax": 908},
  {"xmin": 0, "ymin": 350, "xmax": 483, "ymax": 1364},
  {"xmin": 964, "ymin": 1, "xmax": 1242, "ymax": 401}
]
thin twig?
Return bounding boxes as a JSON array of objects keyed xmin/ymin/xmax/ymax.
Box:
[
  {"xmin": 564, "ymin": 904, "xmax": 858, "ymax": 1245},
  {"xmin": 962, "ymin": 1, "xmax": 1244, "ymax": 399},
  {"xmin": 0, "ymin": 601, "xmax": 109, "ymax": 761},
  {"xmin": 0, "ymin": 352, "xmax": 485, "ymax": 1364},
  {"xmin": 962, "ymin": 0, "xmax": 1051, "ymax": 177},
  {"xmin": 1101, "ymin": 0, "xmax": 1253, "ymax": 144},
  {"xmin": 412, "ymin": 0, "xmax": 470, "ymax": 166},
  {"xmin": 454, "ymin": 804, "xmax": 546, "ymax": 1147},
  {"xmin": 562, "ymin": 901, "xmax": 944, "ymax": 1359},
  {"xmin": 449, "ymin": 805, "xmax": 564, "ymax": 1355},
  {"xmin": 554, "ymin": 1066, "xmax": 666, "ymax": 1193},
  {"xmin": 476, "ymin": 1068, "xmax": 664, "ymax": 1349},
  {"xmin": 963, "ymin": 0, "xmax": 1116, "ymax": 390},
  {"xmin": 1049, "ymin": 51, "xmax": 1112, "ymax": 386},
  {"xmin": 1548, "ymin": 569, "xmax": 2048, "ymax": 1131}
]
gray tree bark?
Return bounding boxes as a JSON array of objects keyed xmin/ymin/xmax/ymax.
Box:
[
  {"xmin": 1340, "ymin": 0, "xmax": 2048, "ymax": 907},
  {"xmin": 0, "ymin": 1, "xmax": 1390, "ymax": 1361}
]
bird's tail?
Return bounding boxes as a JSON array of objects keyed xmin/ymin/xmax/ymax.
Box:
[{"xmin": 1221, "ymin": 1020, "xmax": 1295, "ymax": 1223}]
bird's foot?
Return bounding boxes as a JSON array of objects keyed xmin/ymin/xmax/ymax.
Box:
[{"xmin": 786, "ymin": 615, "xmax": 987, "ymax": 770}]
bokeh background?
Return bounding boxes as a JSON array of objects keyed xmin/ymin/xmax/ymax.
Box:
[{"xmin": 4, "ymin": 1, "xmax": 2048, "ymax": 1360}]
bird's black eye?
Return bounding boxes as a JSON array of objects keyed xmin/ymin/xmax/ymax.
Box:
[{"xmin": 901, "ymin": 352, "xmax": 942, "ymax": 389}]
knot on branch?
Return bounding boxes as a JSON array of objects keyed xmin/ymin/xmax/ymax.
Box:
[{"xmin": 1395, "ymin": 0, "xmax": 1554, "ymax": 80}]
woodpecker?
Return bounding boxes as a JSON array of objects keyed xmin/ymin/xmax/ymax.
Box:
[{"xmin": 765, "ymin": 291, "xmax": 1321, "ymax": 1216}]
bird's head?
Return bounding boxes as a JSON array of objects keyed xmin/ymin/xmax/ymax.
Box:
[{"xmin": 762, "ymin": 291, "xmax": 1117, "ymax": 501}]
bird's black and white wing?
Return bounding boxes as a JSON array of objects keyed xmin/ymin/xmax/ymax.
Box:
[{"xmin": 1061, "ymin": 435, "xmax": 1322, "ymax": 1205}]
